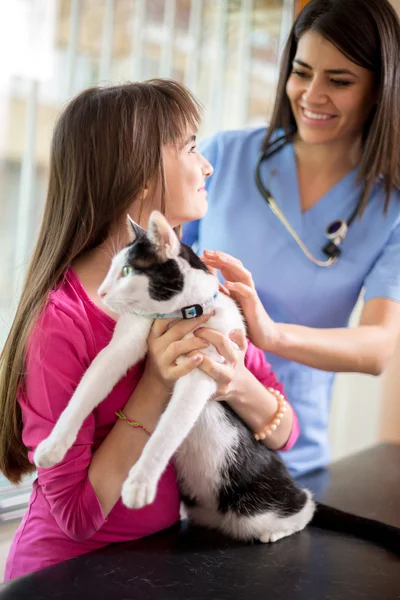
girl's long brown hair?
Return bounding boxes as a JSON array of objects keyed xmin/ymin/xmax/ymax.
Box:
[
  {"xmin": 264, "ymin": 0, "xmax": 400, "ymax": 213},
  {"xmin": 0, "ymin": 79, "xmax": 202, "ymax": 483}
]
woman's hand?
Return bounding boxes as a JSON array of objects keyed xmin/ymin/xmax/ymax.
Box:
[
  {"xmin": 143, "ymin": 312, "xmax": 214, "ymax": 394},
  {"xmin": 192, "ymin": 327, "xmax": 249, "ymax": 400},
  {"xmin": 202, "ymin": 250, "xmax": 280, "ymax": 351}
]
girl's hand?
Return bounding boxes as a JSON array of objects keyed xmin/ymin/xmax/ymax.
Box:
[
  {"xmin": 202, "ymin": 250, "xmax": 280, "ymax": 351},
  {"xmin": 143, "ymin": 312, "xmax": 214, "ymax": 393},
  {"xmin": 192, "ymin": 327, "xmax": 249, "ymax": 399}
]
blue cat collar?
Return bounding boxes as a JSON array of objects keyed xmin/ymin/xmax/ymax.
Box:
[
  {"xmin": 145, "ymin": 291, "xmax": 219, "ymax": 320},
  {"xmin": 181, "ymin": 304, "xmax": 204, "ymax": 319}
]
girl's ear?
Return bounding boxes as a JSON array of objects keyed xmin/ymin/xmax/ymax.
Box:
[
  {"xmin": 147, "ymin": 211, "xmax": 180, "ymax": 261},
  {"xmin": 126, "ymin": 215, "xmax": 146, "ymax": 243}
]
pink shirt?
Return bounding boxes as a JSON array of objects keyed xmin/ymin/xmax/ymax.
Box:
[{"xmin": 5, "ymin": 268, "xmax": 299, "ymax": 581}]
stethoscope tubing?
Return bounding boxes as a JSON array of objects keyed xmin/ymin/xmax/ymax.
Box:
[{"xmin": 255, "ymin": 133, "xmax": 360, "ymax": 268}]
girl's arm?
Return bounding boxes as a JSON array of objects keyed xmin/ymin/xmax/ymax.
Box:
[
  {"xmin": 23, "ymin": 306, "xmax": 212, "ymax": 540},
  {"xmin": 227, "ymin": 342, "xmax": 298, "ymax": 451},
  {"xmin": 202, "ymin": 251, "xmax": 400, "ymax": 376}
]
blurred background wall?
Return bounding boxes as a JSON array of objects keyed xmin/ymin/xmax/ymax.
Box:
[{"xmin": 0, "ymin": 0, "xmax": 399, "ymax": 525}]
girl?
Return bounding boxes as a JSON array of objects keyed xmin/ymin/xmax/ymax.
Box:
[{"xmin": 0, "ymin": 80, "xmax": 298, "ymax": 580}]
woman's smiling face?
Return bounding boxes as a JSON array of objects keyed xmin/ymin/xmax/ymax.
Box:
[{"xmin": 286, "ymin": 31, "xmax": 376, "ymax": 146}]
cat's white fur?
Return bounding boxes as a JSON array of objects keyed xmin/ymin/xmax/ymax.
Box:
[{"xmin": 34, "ymin": 211, "xmax": 314, "ymax": 543}]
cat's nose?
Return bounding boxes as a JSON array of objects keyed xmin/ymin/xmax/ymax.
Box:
[{"xmin": 99, "ymin": 290, "xmax": 107, "ymax": 299}]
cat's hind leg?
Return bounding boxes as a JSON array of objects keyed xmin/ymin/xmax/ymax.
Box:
[
  {"xmin": 258, "ymin": 490, "xmax": 315, "ymax": 542},
  {"xmin": 213, "ymin": 489, "xmax": 315, "ymax": 543}
]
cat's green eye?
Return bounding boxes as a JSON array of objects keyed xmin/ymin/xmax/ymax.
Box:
[{"xmin": 122, "ymin": 265, "xmax": 134, "ymax": 277}]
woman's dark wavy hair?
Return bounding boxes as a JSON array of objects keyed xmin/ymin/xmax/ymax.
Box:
[{"xmin": 264, "ymin": 0, "xmax": 400, "ymax": 214}]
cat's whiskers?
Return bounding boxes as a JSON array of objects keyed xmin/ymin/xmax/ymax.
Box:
[{"xmin": 98, "ymin": 245, "xmax": 115, "ymax": 261}]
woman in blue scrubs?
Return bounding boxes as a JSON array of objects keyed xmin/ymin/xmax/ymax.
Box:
[{"xmin": 183, "ymin": 0, "xmax": 400, "ymax": 478}]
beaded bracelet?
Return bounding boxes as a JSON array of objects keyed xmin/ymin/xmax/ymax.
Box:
[
  {"xmin": 254, "ymin": 387, "xmax": 288, "ymax": 441},
  {"xmin": 115, "ymin": 411, "xmax": 152, "ymax": 436}
]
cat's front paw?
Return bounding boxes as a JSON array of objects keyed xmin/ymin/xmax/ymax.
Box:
[
  {"xmin": 34, "ymin": 437, "xmax": 71, "ymax": 468},
  {"xmin": 121, "ymin": 472, "xmax": 158, "ymax": 509}
]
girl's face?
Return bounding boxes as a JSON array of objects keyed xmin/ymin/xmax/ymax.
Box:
[
  {"xmin": 286, "ymin": 31, "xmax": 376, "ymax": 147},
  {"xmin": 162, "ymin": 132, "xmax": 213, "ymax": 228}
]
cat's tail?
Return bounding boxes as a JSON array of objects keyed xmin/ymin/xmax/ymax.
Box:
[{"xmin": 311, "ymin": 502, "xmax": 400, "ymax": 556}]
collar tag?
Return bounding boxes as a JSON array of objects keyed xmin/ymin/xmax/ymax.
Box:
[{"xmin": 181, "ymin": 304, "xmax": 203, "ymax": 319}]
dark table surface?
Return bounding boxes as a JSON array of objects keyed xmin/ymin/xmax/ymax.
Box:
[{"xmin": 1, "ymin": 443, "xmax": 399, "ymax": 600}]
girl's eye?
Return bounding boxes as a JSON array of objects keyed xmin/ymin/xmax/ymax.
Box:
[
  {"xmin": 189, "ymin": 145, "xmax": 197, "ymax": 153},
  {"xmin": 122, "ymin": 265, "xmax": 134, "ymax": 277}
]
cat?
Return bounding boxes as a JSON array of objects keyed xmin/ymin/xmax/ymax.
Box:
[{"xmin": 34, "ymin": 211, "xmax": 400, "ymax": 552}]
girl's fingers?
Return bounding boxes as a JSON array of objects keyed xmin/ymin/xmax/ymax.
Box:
[
  {"xmin": 228, "ymin": 328, "xmax": 248, "ymax": 352},
  {"xmin": 150, "ymin": 311, "xmax": 214, "ymax": 340},
  {"xmin": 195, "ymin": 355, "xmax": 232, "ymax": 391},
  {"xmin": 193, "ymin": 328, "xmax": 237, "ymax": 365},
  {"xmin": 170, "ymin": 353, "xmax": 204, "ymax": 379},
  {"xmin": 164, "ymin": 337, "xmax": 209, "ymax": 364}
]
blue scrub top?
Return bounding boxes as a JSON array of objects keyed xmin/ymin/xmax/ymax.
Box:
[{"xmin": 183, "ymin": 127, "xmax": 400, "ymax": 478}]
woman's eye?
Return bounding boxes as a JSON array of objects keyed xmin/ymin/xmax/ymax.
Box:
[
  {"xmin": 292, "ymin": 69, "xmax": 309, "ymax": 78},
  {"xmin": 122, "ymin": 265, "xmax": 134, "ymax": 277},
  {"xmin": 331, "ymin": 79, "xmax": 353, "ymax": 87}
]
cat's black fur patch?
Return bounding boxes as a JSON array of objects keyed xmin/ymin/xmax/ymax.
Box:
[
  {"xmin": 217, "ymin": 403, "xmax": 307, "ymax": 518},
  {"xmin": 179, "ymin": 243, "xmax": 210, "ymax": 273},
  {"xmin": 125, "ymin": 239, "xmax": 210, "ymax": 302},
  {"xmin": 126, "ymin": 238, "xmax": 184, "ymax": 301}
]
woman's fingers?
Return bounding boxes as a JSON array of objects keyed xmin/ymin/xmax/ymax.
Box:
[
  {"xmin": 203, "ymin": 263, "xmax": 218, "ymax": 277},
  {"xmin": 204, "ymin": 249, "xmax": 243, "ymax": 266},
  {"xmin": 218, "ymin": 282, "xmax": 231, "ymax": 296},
  {"xmin": 225, "ymin": 281, "xmax": 255, "ymax": 299},
  {"xmin": 202, "ymin": 251, "xmax": 254, "ymax": 287},
  {"xmin": 200, "ymin": 259, "xmax": 231, "ymax": 296}
]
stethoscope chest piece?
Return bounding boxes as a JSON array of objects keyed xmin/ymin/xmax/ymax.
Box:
[{"xmin": 323, "ymin": 219, "xmax": 348, "ymax": 259}]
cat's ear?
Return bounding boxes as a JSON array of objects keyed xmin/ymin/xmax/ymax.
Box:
[
  {"xmin": 126, "ymin": 215, "xmax": 146, "ymax": 243},
  {"xmin": 148, "ymin": 211, "xmax": 180, "ymax": 261}
]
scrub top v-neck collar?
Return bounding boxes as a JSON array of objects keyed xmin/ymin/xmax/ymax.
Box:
[{"xmin": 262, "ymin": 140, "xmax": 361, "ymax": 241}]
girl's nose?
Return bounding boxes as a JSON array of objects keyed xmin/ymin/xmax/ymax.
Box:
[{"xmin": 203, "ymin": 159, "xmax": 214, "ymax": 178}]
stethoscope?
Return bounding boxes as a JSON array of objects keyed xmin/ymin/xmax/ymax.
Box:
[{"xmin": 255, "ymin": 133, "xmax": 361, "ymax": 267}]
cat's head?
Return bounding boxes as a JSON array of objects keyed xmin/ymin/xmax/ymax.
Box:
[{"xmin": 98, "ymin": 211, "xmax": 218, "ymax": 316}]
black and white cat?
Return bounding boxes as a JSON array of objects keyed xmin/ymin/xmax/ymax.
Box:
[{"xmin": 34, "ymin": 211, "xmax": 399, "ymax": 552}]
